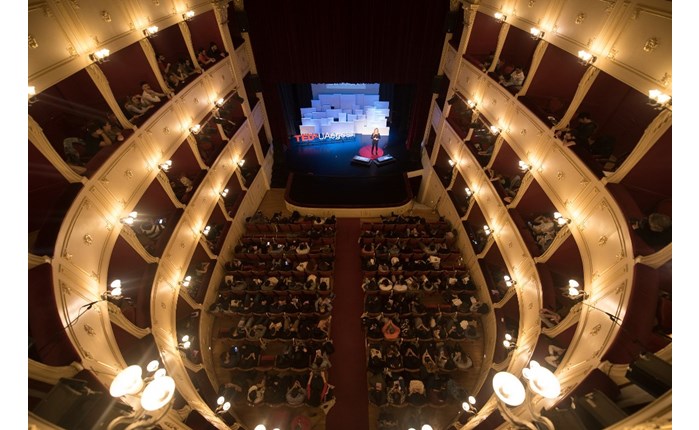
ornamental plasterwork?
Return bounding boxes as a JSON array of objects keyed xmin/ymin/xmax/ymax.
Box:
[
  {"xmin": 83, "ymin": 324, "xmax": 96, "ymax": 336},
  {"xmin": 83, "ymin": 234, "xmax": 93, "ymax": 245},
  {"xmin": 101, "ymin": 10, "xmax": 112, "ymax": 23},
  {"xmin": 528, "ymin": 0, "xmax": 536, "ymax": 8},
  {"xmin": 575, "ymin": 13, "xmax": 586, "ymax": 24},
  {"xmin": 29, "ymin": 34, "xmax": 39, "ymax": 49},
  {"xmin": 590, "ymin": 323, "xmax": 602, "ymax": 336},
  {"xmin": 643, "ymin": 37, "xmax": 659, "ymax": 53}
]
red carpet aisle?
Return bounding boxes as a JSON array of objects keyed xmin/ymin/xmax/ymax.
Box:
[{"xmin": 326, "ymin": 218, "xmax": 369, "ymax": 430}]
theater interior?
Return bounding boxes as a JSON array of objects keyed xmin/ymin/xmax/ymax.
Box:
[{"xmin": 27, "ymin": 1, "xmax": 675, "ymax": 429}]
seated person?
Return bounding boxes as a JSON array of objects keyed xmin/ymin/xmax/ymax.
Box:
[
  {"xmin": 499, "ymin": 67, "xmax": 525, "ymax": 90},
  {"xmin": 124, "ymin": 95, "xmax": 154, "ymax": 118},
  {"xmin": 197, "ymin": 48, "xmax": 216, "ymax": 65},
  {"xmin": 140, "ymin": 82, "xmax": 165, "ymax": 104},
  {"xmin": 544, "ymin": 344, "xmax": 566, "ymax": 368},
  {"xmin": 530, "ymin": 215, "xmax": 556, "ymax": 236},
  {"xmin": 557, "ymin": 112, "xmax": 598, "ymax": 145},
  {"xmin": 100, "ymin": 119, "xmax": 124, "ymax": 142},
  {"xmin": 139, "ymin": 218, "xmax": 165, "ymax": 240},
  {"xmin": 207, "ymin": 41, "xmax": 227, "ymax": 59},
  {"xmin": 539, "ymin": 307, "xmax": 562, "ymax": 328}
]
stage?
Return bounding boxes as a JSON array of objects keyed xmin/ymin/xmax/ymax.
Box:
[{"xmin": 285, "ymin": 133, "xmax": 413, "ymax": 177}]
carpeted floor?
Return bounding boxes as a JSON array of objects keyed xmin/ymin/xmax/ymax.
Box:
[{"xmin": 325, "ymin": 218, "xmax": 369, "ymax": 430}]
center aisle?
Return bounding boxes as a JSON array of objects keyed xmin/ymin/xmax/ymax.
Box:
[{"xmin": 326, "ymin": 218, "xmax": 369, "ymax": 430}]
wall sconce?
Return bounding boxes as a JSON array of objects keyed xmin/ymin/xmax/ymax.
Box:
[
  {"xmin": 108, "ymin": 361, "xmax": 176, "ymax": 428},
  {"xmin": 466, "ymin": 99, "xmax": 477, "ymax": 109},
  {"xmin": 143, "ymin": 25, "xmax": 159, "ymax": 37},
  {"xmin": 89, "ymin": 48, "xmax": 110, "ymax": 63},
  {"xmin": 254, "ymin": 426, "xmax": 266, "ymax": 430},
  {"xmin": 214, "ymin": 98, "xmax": 225, "ymax": 107},
  {"xmin": 493, "ymin": 361, "xmax": 561, "ymax": 430},
  {"xmin": 179, "ymin": 334, "xmax": 192, "ymax": 349},
  {"xmin": 190, "ymin": 124, "xmax": 201, "ymax": 134},
  {"xmin": 489, "ymin": 125, "xmax": 501, "ymax": 136},
  {"xmin": 483, "ymin": 225, "xmax": 492, "ymax": 236},
  {"xmin": 530, "ymin": 27, "xmax": 545, "ymax": 40},
  {"xmin": 220, "ymin": 188, "xmax": 229, "ymax": 198},
  {"xmin": 215, "ymin": 395, "xmax": 232, "ymax": 414},
  {"xmin": 202, "ymin": 225, "xmax": 211, "ymax": 237},
  {"xmin": 567, "ymin": 279, "xmax": 588, "ymax": 300},
  {"xmin": 182, "ymin": 10, "xmax": 195, "ymax": 21},
  {"xmin": 553, "ymin": 211, "xmax": 571, "ymax": 226},
  {"xmin": 464, "ymin": 187, "xmax": 473, "ymax": 198},
  {"xmin": 648, "ymin": 89, "xmax": 672, "ymax": 110},
  {"xmin": 158, "ymin": 160, "xmax": 172, "ymax": 172},
  {"xmin": 503, "ymin": 275, "xmax": 516, "ymax": 288},
  {"xmin": 237, "ymin": 159, "xmax": 246, "ymax": 167},
  {"xmin": 518, "ymin": 160, "xmax": 531, "ymax": 172},
  {"xmin": 448, "ymin": 159, "xmax": 456, "ymax": 167},
  {"xmin": 28, "ymin": 86, "xmax": 39, "ymax": 105},
  {"xmin": 179, "ymin": 275, "xmax": 192, "ymax": 288},
  {"xmin": 494, "ymin": 12, "xmax": 507, "ymax": 23},
  {"xmin": 102, "ymin": 279, "xmax": 124, "ymax": 300},
  {"xmin": 120, "ymin": 211, "xmax": 138, "ymax": 225},
  {"xmin": 503, "ymin": 333, "xmax": 517, "ymax": 349},
  {"xmin": 577, "ymin": 50, "xmax": 597, "ymax": 66},
  {"xmin": 462, "ymin": 395, "xmax": 478, "ymax": 414}
]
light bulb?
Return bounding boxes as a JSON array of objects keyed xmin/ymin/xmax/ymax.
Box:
[{"xmin": 146, "ymin": 360, "xmax": 160, "ymax": 372}]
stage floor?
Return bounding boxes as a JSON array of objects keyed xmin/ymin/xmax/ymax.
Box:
[{"xmin": 285, "ymin": 133, "xmax": 415, "ymax": 177}]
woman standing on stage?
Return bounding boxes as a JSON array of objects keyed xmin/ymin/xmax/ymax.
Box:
[{"xmin": 371, "ymin": 128, "xmax": 381, "ymax": 155}]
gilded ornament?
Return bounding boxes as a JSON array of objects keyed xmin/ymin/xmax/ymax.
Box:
[
  {"xmin": 83, "ymin": 324, "xmax": 96, "ymax": 336},
  {"xmin": 590, "ymin": 323, "xmax": 602, "ymax": 336},
  {"xmin": 597, "ymin": 235, "xmax": 608, "ymax": 246},
  {"xmin": 124, "ymin": 169, "xmax": 134, "ymax": 179},
  {"xmin": 556, "ymin": 171, "xmax": 565, "ymax": 180},
  {"xmin": 29, "ymin": 34, "xmax": 39, "ymax": 49},
  {"xmin": 83, "ymin": 234, "xmax": 93, "ymax": 245},
  {"xmin": 643, "ymin": 37, "xmax": 659, "ymax": 53},
  {"xmin": 575, "ymin": 13, "xmax": 586, "ymax": 24},
  {"xmin": 101, "ymin": 10, "xmax": 112, "ymax": 23}
]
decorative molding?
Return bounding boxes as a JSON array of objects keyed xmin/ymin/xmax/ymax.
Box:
[
  {"xmin": 575, "ymin": 13, "xmax": 586, "ymax": 24},
  {"xmin": 598, "ymin": 235, "xmax": 608, "ymax": 246},
  {"xmin": 643, "ymin": 37, "xmax": 659, "ymax": 53},
  {"xmin": 69, "ymin": 0, "xmax": 80, "ymax": 10},
  {"xmin": 100, "ymin": 10, "xmax": 112, "ymax": 23},
  {"xmin": 83, "ymin": 234, "xmax": 93, "ymax": 245},
  {"xmin": 29, "ymin": 34, "xmax": 39, "ymax": 49},
  {"xmin": 590, "ymin": 323, "xmax": 602, "ymax": 336},
  {"xmin": 528, "ymin": 0, "xmax": 536, "ymax": 8}
]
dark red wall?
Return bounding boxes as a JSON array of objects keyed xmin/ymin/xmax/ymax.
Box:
[
  {"xmin": 187, "ymin": 10, "xmax": 226, "ymax": 56},
  {"xmin": 98, "ymin": 42, "xmax": 160, "ymax": 106},
  {"xmin": 148, "ymin": 23, "xmax": 190, "ymax": 65},
  {"xmin": 464, "ymin": 12, "xmax": 502, "ymax": 59},
  {"xmin": 499, "ymin": 25, "xmax": 538, "ymax": 72},
  {"xmin": 526, "ymin": 44, "xmax": 587, "ymax": 104}
]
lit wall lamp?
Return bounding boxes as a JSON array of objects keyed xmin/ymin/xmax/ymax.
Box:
[
  {"xmin": 503, "ymin": 275, "xmax": 517, "ymax": 288},
  {"xmin": 28, "ymin": 86, "xmax": 39, "ymax": 106},
  {"xmin": 648, "ymin": 89, "xmax": 672, "ymax": 110},
  {"xmin": 215, "ymin": 395, "xmax": 232, "ymax": 414},
  {"xmin": 566, "ymin": 279, "xmax": 588, "ymax": 300},
  {"xmin": 462, "ymin": 395, "xmax": 478, "ymax": 414},
  {"xmin": 530, "ymin": 27, "xmax": 545, "ymax": 40},
  {"xmin": 214, "ymin": 97, "xmax": 225, "ymax": 108},
  {"xmin": 158, "ymin": 160, "xmax": 172, "ymax": 172},
  {"xmin": 202, "ymin": 225, "xmax": 211, "ymax": 237},
  {"xmin": 464, "ymin": 187, "xmax": 473, "ymax": 199},
  {"xmin": 108, "ymin": 361, "xmax": 176, "ymax": 429},
  {"xmin": 553, "ymin": 211, "xmax": 571, "ymax": 226},
  {"xmin": 179, "ymin": 275, "xmax": 192, "ymax": 288},
  {"xmin": 179, "ymin": 334, "xmax": 192, "ymax": 349},
  {"xmin": 237, "ymin": 159, "xmax": 246, "ymax": 167},
  {"xmin": 143, "ymin": 25, "xmax": 159, "ymax": 37},
  {"xmin": 503, "ymin": 333, "xmax": 517, "ymax": 349},
  {"xmin": 182, "ymin": 10, "xmax": 195, "ymax": 21},
  {"xmin": 89, "ymin": 48, "xmax": 110, "ymax": 63},
  {"xmin": 494, "ymin": 12, "xmax": 507, "ymax": 23},
  {"xmin": 120, "ymin": 211, "xmax": 138, "ymax": 225},
  {"xmin": 220, "ymin": 188, "xmax": 229, "ymax": 198},
  {"xmin": 254, "ymin": 425, "xmax": 267, "ymax": 430},
  {"xmin": 466, "ymin": 99, "xmax": 478, "ymax": 109},
  {"xmin": 448, "ymin": 159, "xmax": 456, "ymax": 167},
  {"xmin": 190, "ymin": 124, "xmax": 202, "ymax": 134},
  {"xmin": 577, "ymin": 50, "xmax": 597, "ymax": 66},
  {"xmin": 483, "ymin": 225, "xmax": 492, "ymax": 237},
  {"xmin": 103, "ymin": 279, "xmax": 124, "ymax": 301},
  {"xmin": 518, "ymin": 160, "xmax": 531, "ymax": 172},
  {"xmin": 489, "ymin": 125, "xmax": 501, "ymax": 136},
  {"xmin": 493, "ymin": 361, "xmax": 560, "ymax": 430}
]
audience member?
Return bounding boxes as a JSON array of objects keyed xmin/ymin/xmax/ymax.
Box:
[
  {"xmin": 197, "ymin": 48, "xmax": 216, "ymax": 65},
  {"xmin": 207, "ymin": 41, "xmax": 227, "ymax": 59},
  {"xmin": 499, "ymin": 67, "xmax": 525, "ymax": 90},
  {"xmin": 544, "ymin": 344, "xmax": 566, "ymax": 368},
  {"xmin": 140, "ymin": 82, "xmax": 166, "ymax": 104}
]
